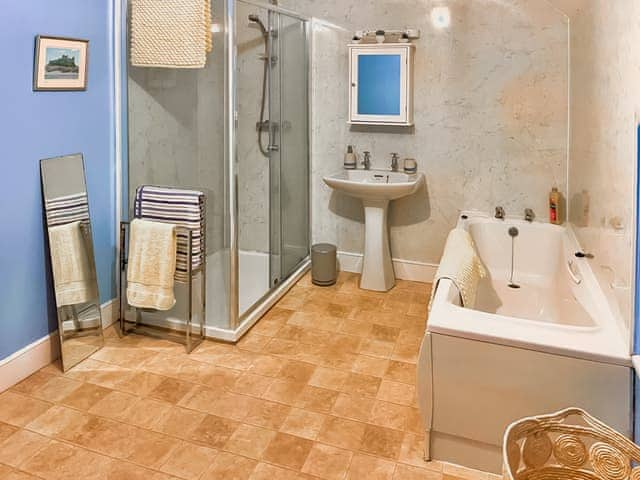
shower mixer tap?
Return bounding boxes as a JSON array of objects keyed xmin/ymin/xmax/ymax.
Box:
[
  {"xmin": 495, "ymin": 206, "xmax": 505, "ymax": 220},
  {"xmin": 362, "ymin": 151, "xmax": 371, "ymax": 170},
  {"xmin": 524, "ymin": 208, "xmax": 535, "ymax": 222}
]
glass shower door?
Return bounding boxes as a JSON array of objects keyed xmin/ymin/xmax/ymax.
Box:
[{"xmin": 269, "ymin": 12, "xmax": 310, "ymax": 285}]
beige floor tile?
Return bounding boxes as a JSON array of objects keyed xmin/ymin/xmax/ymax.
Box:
[
  {"xmin": 317, "ymin": 416, "xmax": 366, "ymax": 451},
  {"xmin": 160, "ymin": 441, "xmax": 216, "ymax": 479},
  {"xmin": 342, "ymin": 372, "xmax": 382, "ymax": 397},
  {"xmin": 295, "ymin": 385, "xmax": 339, "ymax": 414},
  {"xmin": 201, "ymin": 451, "xmax": 257, "ymax": 479},
  {"xmin": 399, "ymin": 432, "xmax": 428, "ymax": 467},
  {"xmin": 119, "ymin": 397, "xmax": 172, "ymax": 429},
  {"xmin": 209, "ymin": 391, "xmax": 259, "ymax": 421},
  {"xmin": 107, "ymin": 460, "xmax": 167, "ymax": 480},
  {"xmin": 370, "ymin": 400, "xmax": 410, "ymax": 431},
  {"xmin": 231, "ymin": 373, "xmax": 274, "ymax": 397},
  {"xmin": 262, "ymin": 379, "xmax": 306, "ymax": 405},
  {"xmin": 360, "ymin": 425, "xmax": 404, "ymax": 460},
  {"xmin": 0, "ymin": 392, "xmax": 51, "ymax": 427},
  {"xmin": 25, "ymin": 405, "xmax": 88, "ymax": 438},
  {"xmin": 178, "ymin": 385, "xmax": 222, "ymax": 413},
  {"xmin": 244, "ymin": 399, "xmax": 291, "ymax": 430},
  {"xmin": 279, "ymin": 360, "xmax": 317, "ymax": 383},
  {"xmin": 262, "ymin": 432, "xmax": 314, "ymax": 470},
  {"xmin": 149, "ymin": 377, "xmax": 195, "ymax": 404},
  {"xmin": 391, "ymin": 343, "xmax": 420, "ymax": 364},
  {"xmin": 331, "ymin": 393, "xmax": 375, "ymax": 422},
  {"xmin": 247, "ymin": 355, "xmax": 287, "ymax": 377},
  {"xmin": 238, "ymin": 333, "xmax": 272, "ymax": 353},
  {"xmin": 280, "ymin": 408, "xmax": 326, "ymax": 440},
  {"xmin": 64, "ymin": 416, "xmax": 138, "ymax": 459},
  {"xmin": 60, "ymin": 383, "xmax": 112, "ymax": 411},
  {"xmin": 0, "ymin": 422, "xmax": 18, "ymax": 444},
  {"xmin": 263, "ymin": 338, "xmax": 302, "ymax": 357},
  {"xmin": 224, "ymin": 423, "xmax": 277, "ymax": 459},
  {"xmin": 127, "ymin": 428, "xmax": 179, "ymax": 468},
  {"xmin": 154, "ymin": 406, "xmax": 207, "ymax": 439},
  {"xmin": 87, "ymin": 390, "xmax": 138, "ymax": 420},
  {"xmin": 358, "ymin": 339, "xmax": 395, "ymax": 358},
  {"xmin": 189, "ymin": 414, "xmax": 240, "ymax": 449},
  {"xmin": 443, "ymin": 463, "xmax": 489, "ymax": 480},
  {"xmin": 301, "ymin": 443, "xmax": 353, "ymax": 480},
  {"xmin": 0, "ymin": 430, "xmax": 49, "ymax": 467},
  {"xmin": 340, "ymin": 319, "xmax": 373, "ymax": 337},
  {"xmin": 250, "ymin": 462, "xmax": 301, "ymax": 480},
  {"xmin": 406, "ymin": 407, "xmax": 425, "ymax": 434},
  {"xmin": 199, "ymin": 366, "xmax": 242, "ymax": 390},
  {"xmin": 377, "ymin": 380, "xmax": 416, "ymax": 406},
  {"xmin": 394, "ymin": 464, "xmax": 442, "ymax": 480},
  {"xmin": 385, "ymin": 361, "xmax": 417, "ymax": 384},
  {"xmin": 370, "ymin": 324, "xmax": 401, "ymax": 342},
  {"xmin": 347, "ymin": 453, "xmax": 396, "ymax": 480},
  {"xmin": 114, "ymin": 371, "xmax": 165, "ymax": 396},
  {"xmin": 308, "ymin": 367, "xmax": 349, "ymax": 391},
  {"xmin": 10, "ymin": 371, "xmax": 57, "ymax": 396},
  {"xmin": 351, "ymin": 355, "xmax": 390, "ymax": 377},
  {"xmin": 22, "ymin": 439, "xmax": 113, "ymax": 480}
]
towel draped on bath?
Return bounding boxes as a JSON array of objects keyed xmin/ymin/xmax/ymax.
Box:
[
  {"xmin": 48, "ymin": 221, "xmax": 98, "ymax": 307},
  {"xmin": 126, "ymin": 219, "xmax": 178, "ymax": 311},
  {"xmin": 429, "ymin": 228, "xmax": 487, "ymax": 311}
]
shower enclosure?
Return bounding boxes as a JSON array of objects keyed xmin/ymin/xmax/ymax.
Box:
[{"xmin": 124, "ymin": 0, "xmax": 310, "ymax": 341}]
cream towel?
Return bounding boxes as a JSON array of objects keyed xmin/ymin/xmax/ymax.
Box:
[
  {"xmin": 127, "ymin": 219, "xmax": 177, "ymax": 311},
  {"xmin": 48, "ymin": 221, "xmax": 98, "ymax": 307},
  {"xmin": 130, "ymin": 0, "xmax": 212, "ymax": 69},
  {"xmin": 429, "ymin": 228, "xmax": 487, "ymax": 311}
]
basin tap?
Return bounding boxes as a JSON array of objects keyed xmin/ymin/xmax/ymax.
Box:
[
  {"xmin": 495, "ymin": 206, "xmax": 505, "ymax": 220},
  {"xmin": 390, "ymin": 153, "xmax": 399, "ymax": 172},
  {"xmin": 362, "ymin": 151, "xmax": 371, "ymax": 170},
  {"xmin": 524, "ymin": 208, "xmax": 535, "ymax": 222}
]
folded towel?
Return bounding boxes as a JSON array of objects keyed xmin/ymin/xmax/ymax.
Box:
[
  {"xmin": 127, "ymin": 219, "xmax": 177, "ymax": 311},
  {"xmin": 134, "ymin": 185, "xmax": 205, "ymax": 283},
  {"xmin": 429, "ymin": 228, "xmax": 487, "ymax": 311},
  {"xmin": 45, "ymin": 192, "xmax": 90, "ymax": 227},
  {"xmin": 48, "ymin": 221, "xmax": 98, "ymax": 307},
  {"xmin": 130, "ymin": 0, "xmax": 212, "ymax": 69}
]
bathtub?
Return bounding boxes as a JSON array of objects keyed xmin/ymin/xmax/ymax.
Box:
[{"xmin": 417, "ymin": 212, "xmax": 632, "ymax": 473}]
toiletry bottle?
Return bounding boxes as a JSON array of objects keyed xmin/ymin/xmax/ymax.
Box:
[
  {"xmin": 549, "ymin": 187, "xmax": 561, "ymax": 225},
  {"xmin": 344, "ymin": 145, "xmax": 356, "ymax": 170}
]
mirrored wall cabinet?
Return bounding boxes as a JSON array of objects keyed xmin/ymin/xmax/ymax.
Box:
[{"xmin": 348, "ymin": 43, "xmax": 415, "ymax": 126}]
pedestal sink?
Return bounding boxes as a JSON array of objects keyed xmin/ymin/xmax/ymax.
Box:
[{"xmin": 323, "ymin": 169, "xmax": 425, "ymax": 291}]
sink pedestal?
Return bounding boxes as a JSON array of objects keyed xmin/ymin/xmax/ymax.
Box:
[{"xmin": 360, "ymin": 199, "xmax": 395, "ymax": 291}]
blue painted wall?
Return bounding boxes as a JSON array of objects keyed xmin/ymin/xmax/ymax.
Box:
[{"xmin": 0, "ymin": 1, "xmax": 116, "ymax": 360}]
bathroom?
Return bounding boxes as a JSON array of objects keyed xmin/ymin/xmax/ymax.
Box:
[{"xmin": 1, "ymin": 0, "xmax": 640, "ymax": 478}]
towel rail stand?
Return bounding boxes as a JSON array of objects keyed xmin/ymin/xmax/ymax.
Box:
[{"xmin": 118, "ymin": 221, "xmax": 206, "ymax": 353}]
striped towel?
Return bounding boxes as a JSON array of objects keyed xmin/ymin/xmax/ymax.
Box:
[
  {"xmin": 133, "ymin": 185, "xmax": 205, "ymax": 283},
  {"xmin": 45, "ymin": 192, "xmax": 90, "ymax": 227}
]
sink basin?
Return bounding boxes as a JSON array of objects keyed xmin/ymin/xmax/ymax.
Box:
[
  {"xmin": 323, "ymin": 170, "xmax": 423, "ymax": 201},
  {"xmin": 323, "ymin": 169, "xmax": 425, "ymax": 291}
]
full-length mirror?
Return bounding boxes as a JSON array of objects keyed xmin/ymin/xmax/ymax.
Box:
[{"xmin": 41, "ymin": 153, "xmax": 103, "ymax": 371}]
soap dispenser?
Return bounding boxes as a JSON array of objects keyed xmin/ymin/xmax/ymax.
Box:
[{"xmin": 344, "ymin": 145, "xmax": 357, "ymax": 170}]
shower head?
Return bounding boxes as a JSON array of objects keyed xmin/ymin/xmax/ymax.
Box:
[{"xmin": 248, "ymin": 14, "xmax": 268, "ymax": 38}]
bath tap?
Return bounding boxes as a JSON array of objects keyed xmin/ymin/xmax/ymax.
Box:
[
  {"xmin": 524, "ymin": 208, "xmax": 535, "ymax": 222},
  {"xmin": 362, "ymin": 151, "xmax": 371, "ymax": 170},
  {"xmin": 495, "ymin": 206, "xmax": 505, "ymax": 220}
]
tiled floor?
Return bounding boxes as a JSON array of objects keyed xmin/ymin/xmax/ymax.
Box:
[{"xmin": 0, "ymin": 272, "xmax": 496, "ymax": 480}]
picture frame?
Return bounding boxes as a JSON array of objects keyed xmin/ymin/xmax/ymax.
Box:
[{"xmin": 34, "ymin": 35, "xmax": 89, "ymax": 91}]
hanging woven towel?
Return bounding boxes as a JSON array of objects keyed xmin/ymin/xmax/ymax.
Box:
[{"xmin": 130, "ymin": 0, "xmax": 212, "ymax": 69}]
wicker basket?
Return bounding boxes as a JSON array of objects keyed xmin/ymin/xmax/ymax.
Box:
[{"xmin": 503, "ymin": 408, "xmax": 640, "ymax": 480}]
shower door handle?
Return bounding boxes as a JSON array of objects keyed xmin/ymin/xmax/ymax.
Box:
[{"xmin": 267, "ymin": 144, "xmax": 280, "ymax": 152}]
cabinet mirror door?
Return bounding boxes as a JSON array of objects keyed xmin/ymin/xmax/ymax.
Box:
[{"xmin": 349, "ymin": 46, "xmax": 412, "ymax": 125}]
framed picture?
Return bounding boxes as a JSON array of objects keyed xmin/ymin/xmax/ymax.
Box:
[{"xmin": 34, "ymin": 35, "xmax": 89, "ymax": 91}]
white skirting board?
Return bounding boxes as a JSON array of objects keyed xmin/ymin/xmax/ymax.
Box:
[
  {"xmin": 337, "ymin": 250, "xmax": 437, "ymax": 283},
  {"xmin": 0, "ymin": 299, "xmax": 118, "ymax": 392}
]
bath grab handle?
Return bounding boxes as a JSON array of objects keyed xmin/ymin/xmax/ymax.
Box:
[{"xmin": 567, "ymin": 260, "xmax": 582, "ymax": 285}]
